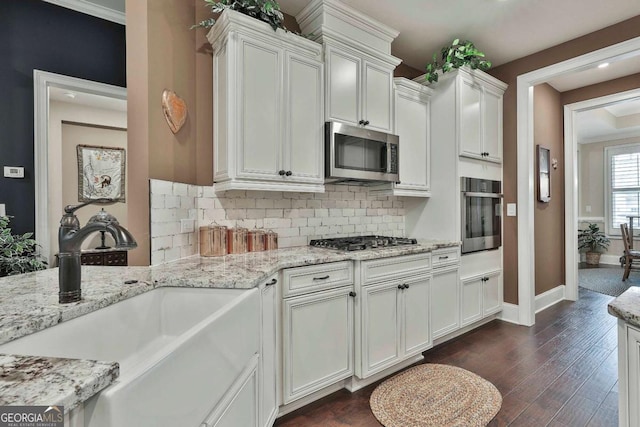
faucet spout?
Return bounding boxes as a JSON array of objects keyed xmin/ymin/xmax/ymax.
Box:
[{"xmin": 58, "ymin": 201, "xmax": 137, "ymax": 304}]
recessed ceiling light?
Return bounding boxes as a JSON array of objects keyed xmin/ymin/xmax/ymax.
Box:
[
  {"xmin": 64, "ymin": 92, "xmax": 76, "ymax": 99},
  {"xmin": 598, "ymin": 62, "xmax": 610, "ymax": 69}
]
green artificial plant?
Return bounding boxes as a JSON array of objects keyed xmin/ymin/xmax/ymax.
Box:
[
  {"xmin": 194, "ymin": 0, "xmax": 285, "ymax": 31},
  {"xmin": 578, "ymin": 223, "xmax": 611, "ymax": 254},
  {"xmin": 0, "ymin": 216, "xmax": 47, "ymax": 277},
  {"xmin": 425, "ymin": 39, "xmax": 492, "ymax": 84}
]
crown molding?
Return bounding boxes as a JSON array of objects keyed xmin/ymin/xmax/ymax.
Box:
[{"xmin": 42, "ymin": 0, "xmax": 125, "ymax": 25}]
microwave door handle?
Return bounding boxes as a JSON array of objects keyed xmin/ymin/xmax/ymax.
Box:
[
  {"xmin": 387, "ymin": 143, "xmax": 392, "ymax": 173},
  {"xmin": 463, "ymin": 192, "xmax": 503, "ymax": 198}
]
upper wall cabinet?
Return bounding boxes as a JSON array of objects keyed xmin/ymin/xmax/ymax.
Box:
[
  {"xmin": 207, "ymin": 10, "xmax": 324, "ymax": 193},
  {"xmin": 371, "ymin": 78, "xmax": 433, "ymax": 197},
  {"xmin": 297, "ymin": 0, "xmax": 402, "ymax": 134},
  {"xmin": 325, "ymin": 43, "xmax": 396, "ymax": 133},
  {"xmin": 425, "ymin": 68, "xmax": 507, "ymax": 164}
]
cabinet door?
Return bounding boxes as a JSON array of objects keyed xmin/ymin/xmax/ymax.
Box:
[
  {"xmin": 461, "ymin": 276, "xmax": 483, "ymax": 326},
  {"xmin": 627, "ymin": 326, "xmax": 640, "ymax": 427},
  {"xmin": 237, "ymin": 35, "xmax": 283, "ymax": 179},
  {"xmin": 482, "ymin": 87, "xmax": 503, "ymax": 163},
  {"xmin": 363, "ymin": 62, "xmax": 393, "ymax": 132},
  {"xmin": 431, "ymin": 267, "xmax": 460, "ymax": 339},
  {"xmin": 394, "ymin": 89, "xmax": 430, "ymax": 193},
  {"xmin": 402, "ymin": 275, "xmax": 431, "ymax": 355},
  {"xmin": 326, "ymin": 46, "xmax": 360, "ymax": 126},
  {"xmin": 284, "ymin": 52, "xmax": 324, "ymax": 183},
  {"xmin": 458, "ymin": 77, "xmax": 483, "ymax": 159},
  {"xmin": 360, "ymin": 282, "xmax": 401, "ymax": 377},
  {"xmin": 282, "ymin": 287, "xmax": 354, "ymax": 404},
  {"xmin": 482, "ymin": 270, "xmax": 503, "ymax": 316},
  {"xmin": 259, "ymin": 278, "xmax": 278, "ymax": 427}
]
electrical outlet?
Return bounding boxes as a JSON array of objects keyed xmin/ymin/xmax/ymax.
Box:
[
  {"xmin": 180, "ymin": 219, "xmax": 195, "ymax": 233},
  {"xmin": 507, "ymin": 203, "xmax": 517, "ymax": 217}
]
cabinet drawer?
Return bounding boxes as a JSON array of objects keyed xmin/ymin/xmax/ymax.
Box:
[
  {"xmin": 361, "ymin": 253, "xmax": 431, "ymax": 285},
  {"xmin": 432, "ymin": 248, "xmax": 460, "ymax": 268},
  {"xmin": 282, "ymin": 261, "xmax": 354, "ymax": 297}
]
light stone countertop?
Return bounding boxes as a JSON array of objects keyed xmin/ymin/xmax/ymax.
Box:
[
  {"xmin": 608, "ymin": 286, "xmax": 640, "ymax": 329},
  {"xmin": 0, "ymin": 241, "xmax": 458, "ymax": 412}
]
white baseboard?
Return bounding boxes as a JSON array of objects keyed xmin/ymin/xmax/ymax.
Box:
[
  {"xmin": 600, "ymin": 254, "xmax": 622, "ymax": 266},
  {"xmin": 498, "ymin": 303, "xmax": 520, "ymax": 324},
  {"xmin": 535, "ymin": 285, "xmax": 565, "ymax": 313}
]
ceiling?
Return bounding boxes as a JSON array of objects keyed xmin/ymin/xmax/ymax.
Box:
[
  {"xmin": 49, "ymin": 87, "xmax": 127, "ymax": 112},
  {"xmin": 577, "ymin": 98, "xmax": 640, "ymax": 144}
]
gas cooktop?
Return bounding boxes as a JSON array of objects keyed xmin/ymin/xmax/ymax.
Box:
[{"xmin": 309, "ymin": 235, "xmax": 418, "ymax": 251}]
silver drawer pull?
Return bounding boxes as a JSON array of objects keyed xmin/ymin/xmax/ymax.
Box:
[
  {"xmin": 438, "ymin": 256, "xmax": 449, "ymax": 260},
  {"xmin": 313, "ymin": 275, "xmax": 330, "ymax": 281}
]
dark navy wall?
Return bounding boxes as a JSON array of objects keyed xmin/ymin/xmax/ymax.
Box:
[{"xmin": 0, "ymin": 0, "xmax": 126, "ymax": 235}]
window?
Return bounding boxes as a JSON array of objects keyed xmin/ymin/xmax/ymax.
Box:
[{"xmin": 605, "ymin": 143, "xmax": 640, "ymax": 236}]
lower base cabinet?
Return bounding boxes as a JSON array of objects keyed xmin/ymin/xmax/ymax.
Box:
[
  {"xmin": 260, "ymin": 276, "xmax": 278, "ymax": 427},
  {"xmin": 282, "ymin": 286, "xmax": 354, "ymax": 404},
  {"xmin": 461, "ymin": 270, "xmax": 503, "ymax": 327},
  {"xmin": 619, "ymin": 321, "xmax": 640, "ymax": 427},
  {"xmin": 358, "ymin": 274, "xmax": 431, "ymax": 378},
  {"xmin": 431, "ymin": 266, "xmax": 460, "ymax": 339}
]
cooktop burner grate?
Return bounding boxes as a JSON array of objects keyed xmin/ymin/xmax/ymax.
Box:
[{"xmin": 309, "ymin": 235, "xmax": 418, "ymax": 251}]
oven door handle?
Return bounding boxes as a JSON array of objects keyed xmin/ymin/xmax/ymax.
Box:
[{"xmin": 463, "ymin": 192, "xmax": 503, "ymax": 198}]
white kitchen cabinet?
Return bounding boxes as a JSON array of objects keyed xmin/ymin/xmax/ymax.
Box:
[
  {"xmin": 359, "ymin": 276, "xmax": 431, "ymax": 378},
  {"xmin": 259, "ymin": 275, "xmax": 278, "ymax": 427},
  {"xmin": 325, "ymin": 42, "xmax": 396, "ymax": 133},
  {"xmin": 618, "ymin": 321, "xmax": 640, "ymax": 427},
  {"xmin": 431, "ymin": 265, "xmax": 460, "ymax": 339},
  {"xmin": 357, "ymin": 252, "xmax": 431, "ymax": 378},
  {"xmin": 460, "ymin": 274, "xmax": 502, "ymax": 327},
  {"xmin": 208, "ymin": 9, "xmax": 324, "ymax": 193},
  {"xmin": 457, "ymin": 70, "xmax": 505, "ymax": 163},
  {"xmin": 282, "ymin": 286, "xmax": 354, "ymax": 404},
  {"xmin": 461, "ymin": 275, "xmax": 483, "ymax": 327},
  {"xmin": 370, "ymin": 78, "xmax": 433, "ymax": 197}
]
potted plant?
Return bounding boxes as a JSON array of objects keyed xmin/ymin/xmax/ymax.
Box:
[
  {"xmin": 578, "ymin": 223, "xmax": 611, "ymax": 266},
  {"xmin": 194, "ymin": 0, "xmax": 286, "ymax": 31},
  {"xmin": 0, "ymin": 216, "xmax": 47, "ymax": 277},
  {"xmin": 424, "ymin": 39, "xmax": 492, "ymax": 84}
]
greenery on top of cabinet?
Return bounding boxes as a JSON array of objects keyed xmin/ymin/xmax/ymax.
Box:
[
  {"xmin": 194, "ymin": 0, "xmax": 285, "ymax": 31},
  {"xmin": 425, "ymin": 39, "xmax": 492, "ymax": 83}
]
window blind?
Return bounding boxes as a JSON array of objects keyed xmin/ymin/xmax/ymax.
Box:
[{"xmin": 611, "ymin": 151, "xmax": 640, "ymax": 229}]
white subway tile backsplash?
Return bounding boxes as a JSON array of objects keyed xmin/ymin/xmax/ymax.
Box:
[{"xmin": 150, "ymin": 179, "xmax": 407, "ymax": 264}]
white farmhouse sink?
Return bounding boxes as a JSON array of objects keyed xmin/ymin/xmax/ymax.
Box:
[{"xmin": 0, "ymin": 287, "xmax": 260, "ymax": 427}]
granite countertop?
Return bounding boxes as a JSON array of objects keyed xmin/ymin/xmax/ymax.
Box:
[
  {"xmin": 0, "ymin": 240, "xmax": 458, "ymax": 412},
  {"xmin": 608, "ymin": 286, "xmax": 640, "ymax": 329}
]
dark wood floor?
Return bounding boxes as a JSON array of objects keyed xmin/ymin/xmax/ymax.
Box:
[{"xmin": 275, "ymin": 288, "xmax": 618, "ymax": 427}]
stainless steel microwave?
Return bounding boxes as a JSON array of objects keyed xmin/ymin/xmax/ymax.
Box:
[{"xmin": 325, "ymin": 122, "xmax": 399, "ymax": 183}]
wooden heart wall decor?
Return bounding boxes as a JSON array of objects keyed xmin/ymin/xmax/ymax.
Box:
[{"xmin": 161, "ymin": 89, "xmax": 187, "ymax": 134}]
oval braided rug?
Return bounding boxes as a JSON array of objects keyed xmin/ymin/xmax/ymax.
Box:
[{"xmin": 370, "ymin": 364, "xmax": 502, "ymax": 427}]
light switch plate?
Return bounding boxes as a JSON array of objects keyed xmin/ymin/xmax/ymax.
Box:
[
  {"xmin": 507, "ymin": 203, "xmax": 517, "ymax": 217},
  {"xmin": 0, "ymin": 204, "xmax": 5, "ymax": 217},
  {"xmin": 180, "ymin": 219, "xmax": 195, "ymax": 233},
  {"xmin": 4, "ymin": 166, "xmax": 24, "ymax": 178}
]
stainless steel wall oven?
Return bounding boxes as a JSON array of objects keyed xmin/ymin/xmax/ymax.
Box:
[{"xmin": 461, "ymin": 177, "xmax": 503, "ymax": 254}]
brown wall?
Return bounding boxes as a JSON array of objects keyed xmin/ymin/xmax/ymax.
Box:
[
  {"xmin": 533, "ymin": 84, "xmax": 565, "ymax": 296},
  {"xmin": 488, "ymin": 15, "xmax": 640, "ymax": 304},
  {"xmin": 562, "ymin": 73, "xmax": 640, "ymax": 105}
]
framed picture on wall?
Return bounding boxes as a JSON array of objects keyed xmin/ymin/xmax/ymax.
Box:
[
  {"xmin": 77, "ymin": 145, "xmax": 126, "ymax": 202},
  {"xmin": 537, "ymin": 145, "xmax": 551, "ymax": 203}
]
